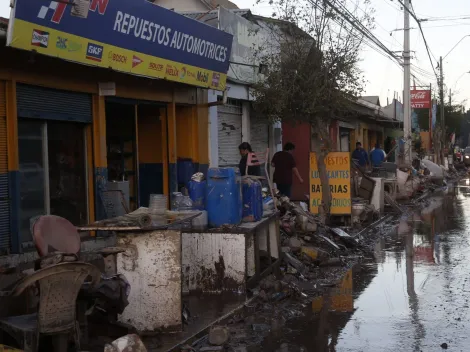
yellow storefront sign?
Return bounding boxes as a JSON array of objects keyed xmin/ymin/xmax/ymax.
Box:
[
  {"xmin": 9, "ymin": 20, "xmax": 227, "ymax": 91},
  {"xmin": 309, "ymin": 152, "xmax": 351, "ymax": 215}
]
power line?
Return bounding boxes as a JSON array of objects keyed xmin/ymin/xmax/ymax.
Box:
[
  {"xmin": 308, "ymin": 0, "xmax": 402, "ymax": 67},
  {"xmin": 345, "ymin": 0, "xmax": 402, "ymax": 49},
  {"xmin": 379, "ymin": 0, "xmax": 402, "ymax": 13},
  {"xmin": 395, "ymin": 0, "xmax": 438, "ymax": 80},
  {"xmin": 322, "ymin": 0, "xmax": 400, "ymax": 61}
]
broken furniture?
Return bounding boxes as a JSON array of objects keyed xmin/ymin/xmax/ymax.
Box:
[
  {"xmin": 30, "ymin": 215, "xmax": 131, "ymax": 343},
  {"xmin": 370, "ymin": 177, "xmax": 384, "ymax": 213},
  {"xmin": 0, "ymin": 262, "xmax": 100, "ymax": 352},
  {"xmin": 30, "ymin": 215, "xmax": 81, "ymax": 269},
  {"xmin": 357, "ymin": 176, "xmax": 375, "ymax": 202},
  {"xmin": 76, "ymin": 211, "xmax": 201, "ymax": 334},
  {"xmin": 182, "ymin": 212, "xmax": 281, "ymax": 294},
  {"xmin": 246, "ymin": 148, "xmax": 277, "ymax": 209},
  {"xmin": 115, "ymin": 229, "xmax": 182, "ymax": 333}
]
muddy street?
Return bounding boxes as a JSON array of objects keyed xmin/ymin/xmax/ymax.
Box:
[{"xmin": 260, "ymin": 181, "xmax": 470, "ymax": 352}]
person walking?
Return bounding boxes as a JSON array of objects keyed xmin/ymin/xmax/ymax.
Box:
[
  {"xmin": 370, "ymin": 142, "xmax": 386, "ymax": 167},
  {"xmin": 351, "ymin": 142, "xmax": 369, "ymax": 170},
  {"xmin": 238, "ymin": 142, "xmax": 260, "ymax": 177},
  {"xmin": 271, "ymin": 142, "xmax": 303, "ymax": 198}
]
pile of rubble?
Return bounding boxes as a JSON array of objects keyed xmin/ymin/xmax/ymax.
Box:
[{"xmin": 178, "ymin": 199, "xmax": 393, "ymax": 352}]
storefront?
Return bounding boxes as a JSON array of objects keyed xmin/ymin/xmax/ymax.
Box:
[
  {"xmin": 15, "ymin": 84, "xmax": 91, "ymax": 248},
  {"xmin": 0, "ymin": 0, "xmax": 232, "ymax": 254}
]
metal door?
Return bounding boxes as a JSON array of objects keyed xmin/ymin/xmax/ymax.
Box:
[
  {"xmin": 0, "ymin": 81, "xmax": 9, "ymax": 253},
  {"xmin": 17, "ymin": 84, "xmax": 92, "ymax": 123},
  {"xmin": 250, "ymin": 115, "xmax": 269, "ymax": 154},
  {"xmin": 217, "ymin": 99, "xmax": 242, "ymax": 166}
]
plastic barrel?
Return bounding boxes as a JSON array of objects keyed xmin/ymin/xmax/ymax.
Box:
[
  {"xmin": 206, "ymin": 168, "xmax": 242, "ymax": 227},
  {"xmin": 242, "ymin": 178, "xmax": 263, "ymax": 222},
  {"xmin": 188, "ymin": 180, "xmax": 206, "ymax": 210}
]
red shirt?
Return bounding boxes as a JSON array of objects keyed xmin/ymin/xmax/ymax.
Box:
[{"xmin": 272, "ymin": 151, "xmax": 296, "ymax": 185}]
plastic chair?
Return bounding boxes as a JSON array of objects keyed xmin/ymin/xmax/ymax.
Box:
[
  {"xmin": 30, "ymin": 215, "xmax": 81, "ymax": 258},
  {"xmin": 246, "ymin": 148, "xmax": 277, "ymax": 209},
  {"xmin": 0, "ymin": 262, "xmax": 100, "ymax": 352}
]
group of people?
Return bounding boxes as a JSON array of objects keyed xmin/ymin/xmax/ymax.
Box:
[
  {"xmin": 352, "ymin": 141, "xmax": 387, "ymax": 169},
  {"xmin": 237, "ymin": 139, "xmax": 387, "ymax": 199},
  {"xmin": 238, "ymin": 141, "xmax": 303, "ymax": 198}
]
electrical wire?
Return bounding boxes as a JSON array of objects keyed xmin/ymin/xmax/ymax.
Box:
[
  {"xmin": 345, "ymin": 0, "xmax": 402, "ymax": 49},
  {"xmin": 394, "ymin": 0, "xmax": 438, "ymax": 80},
  {"xmin": 379, "ymin": 0, "xmax": 402, "ymax": 13},
  {"xmin": 306, "ymin": 0, "xmax": 401, "ymax": 66},
  {"xmin": 325, "ymin": 1, "xmax": 433, "ymax": 88},
  {"xmin": 319, "ymin": 0, "xmax": 401, "ymax": 62}
]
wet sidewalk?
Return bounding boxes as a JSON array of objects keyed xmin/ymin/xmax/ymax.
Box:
[{"xmin": 261, "ymin": 181, "xmax": 470, "ymax": 351}]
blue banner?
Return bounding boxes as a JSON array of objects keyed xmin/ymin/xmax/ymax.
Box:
[
  {"xmin": 432, "ymin": 102, "xmax": 437, "ymax": 129},
  {"xmin": 8, "ymin": 0, "xmax": 233, "ymax": 90}
]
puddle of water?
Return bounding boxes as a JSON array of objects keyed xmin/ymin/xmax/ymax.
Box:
[{"xmin": 262, "ymin": 180, "xmax": 470, "ymax": 351}]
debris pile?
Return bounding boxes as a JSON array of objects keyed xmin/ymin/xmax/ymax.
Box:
[{"xmin": 178, "ymin": 199, "xmax": 392, "ymax": 352}]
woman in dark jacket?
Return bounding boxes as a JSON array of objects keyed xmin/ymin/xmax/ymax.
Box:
[{"xmin": 238, "ymin": 142, "xmax": 261, "ymax": 176}]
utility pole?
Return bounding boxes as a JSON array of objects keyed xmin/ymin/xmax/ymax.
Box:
[
  {"xmin": 403, "ymin": 0, "xmax": 412, "ymax": 164},
  {"xmin": 440, "ymin": 56, "xmax": 445, "ymax": 140}
]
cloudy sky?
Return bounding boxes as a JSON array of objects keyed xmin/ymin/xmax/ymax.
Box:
[{"xmin": 1, "ymin": 0, "xmax": 470, "ymax": 108}]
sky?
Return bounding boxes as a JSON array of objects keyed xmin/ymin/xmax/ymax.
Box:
[
  {"xmin": 232, "ymin": 0, "xmax": 470, "ymax": 108},
  {"xmin": 1, "ymin": 0, "xmax": 470, "ymax": 108}
]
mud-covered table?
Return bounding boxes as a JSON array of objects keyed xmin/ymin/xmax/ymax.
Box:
[{"xmin": 181, "ymin": 211, "xmax": 280, "ymax": 294}]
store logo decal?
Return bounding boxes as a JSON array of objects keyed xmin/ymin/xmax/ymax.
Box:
[{"xmin": 31, "ymin": 29, "xmax": 49, "ymax": 48}]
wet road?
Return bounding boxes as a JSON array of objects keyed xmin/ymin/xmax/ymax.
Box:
[{"xmin": 265, "ymin": 181, "xmax": 470, "ymax": 352}]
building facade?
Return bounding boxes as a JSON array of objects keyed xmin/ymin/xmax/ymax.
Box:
[
  {"xmin": 282, "ymin": 98, "xmax": 401, "ymax": 201},
  {"xmin": 0, "ymin": 0, "xmax": 231, "ymax": 255}
]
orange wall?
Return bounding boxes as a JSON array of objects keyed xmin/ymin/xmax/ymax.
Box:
[
  {"xmin": 176, "ymin": 105, "xmax": 199, "ymax": 162},
  {"xmin": 138, "ymin": 105, "xmax": 163, "ymax": 164}
]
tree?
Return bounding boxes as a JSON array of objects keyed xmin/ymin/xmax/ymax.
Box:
[{"xmin": 250, "ymin": 0, "xmax": 374, "ymax": 223}]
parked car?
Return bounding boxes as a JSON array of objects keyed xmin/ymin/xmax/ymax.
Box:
[{"xmin": 464, "ymin": 147, "xmax": 470, "ymax": 165}]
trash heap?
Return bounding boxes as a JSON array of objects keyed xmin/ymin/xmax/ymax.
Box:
[
  {"xmin": 396, "ymin": 158, "xmax": 467, "ymax": 201},
  {"xmin": 178, "ymin": 197, "xmax": 392, "ymax": 352}
]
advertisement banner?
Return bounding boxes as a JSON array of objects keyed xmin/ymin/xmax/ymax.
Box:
[
  {"xmin": 7, "ymin": 0, "xmax": 233, "ymax": 90},
  {"xmin": 309, "ymin": 152, "xmax": 351, "ymax": 215},
  {"xmin": 411, "ymin": 90, "xmax": 431, "ymax": 109}
]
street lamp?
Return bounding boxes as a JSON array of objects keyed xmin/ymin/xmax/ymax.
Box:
[
  {"xmin": 453, "ymin": 71, "xmax": 470, "ymax": 90},
  {"xmin": 443, "ymin": 35, "xmax": 470, "ymax": 61}
]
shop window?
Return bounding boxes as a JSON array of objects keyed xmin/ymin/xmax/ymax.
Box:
[{"xmin": 18, "ymin": 119, "xmax": 88, "ymax": 247}]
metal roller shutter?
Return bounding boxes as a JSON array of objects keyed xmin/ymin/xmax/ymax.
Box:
[
  {"xmin": 0, "ymin": 82, "xmax": 10, "ymax": 253},
  {"xmin": 218, "ymin": 99, "xmax": 242, "ymax": 166},
  {"xmin": 250, "ymin": 116, "xmax": 269, "ymax": 155},
  {"xmin": 17, "ymin": 84, "xmax": 92, "ymax": 123}
]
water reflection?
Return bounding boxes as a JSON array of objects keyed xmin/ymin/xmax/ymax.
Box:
[{"xmin": 264, "ymin": 181, "xmax": 469, "ymax": 351}]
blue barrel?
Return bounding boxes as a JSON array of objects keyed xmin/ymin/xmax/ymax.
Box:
[
  {"xmin": 206, "ymin": 168, "xmax": 242, "ymax": 227},
  {"xmin": 177, "ymin": 158, "xmax": 194, "ymax": 185},
  {"xmin": 188, "ymin": 180, "xmax": 206, "ymax": 210},
  {"xmin": 242, "ymin": 178, "xmax": 263, "ymax": 222}
]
